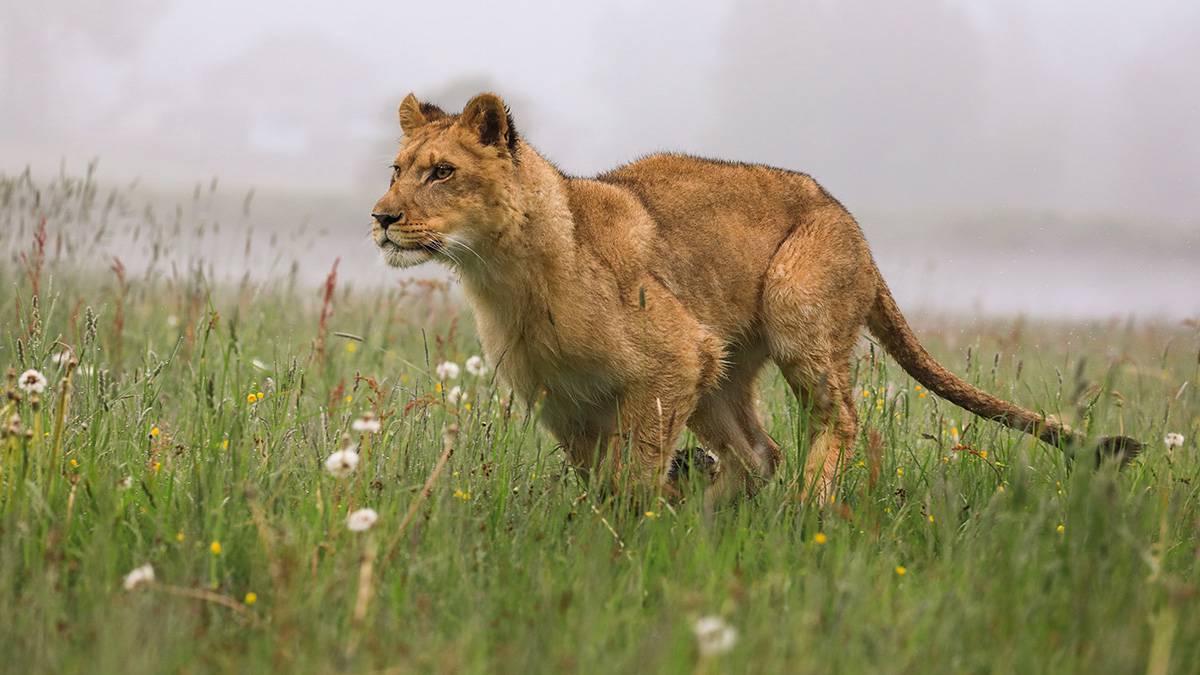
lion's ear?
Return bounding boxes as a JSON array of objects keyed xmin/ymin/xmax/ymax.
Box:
[
  {"xmin": 461, "ymin": 93, "xmax": 517, "ymax": 154},
  {"xmin": 398, "ymin": 93, "xmax": 428, "ymax": 136}
]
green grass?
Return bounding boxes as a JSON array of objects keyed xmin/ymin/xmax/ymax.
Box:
[{"xmin": 1, "ymin": 177, "xmax": 1198, "ymax": 673}]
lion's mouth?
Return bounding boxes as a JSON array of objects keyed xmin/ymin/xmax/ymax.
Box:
[{"xmin": 380, "ymin": 237, "xmax": 440, "ymax": 254}]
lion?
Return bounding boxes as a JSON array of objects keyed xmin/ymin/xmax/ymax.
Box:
[{"xmin": 371, "ymin": 92, "xmax": 1141, "ymax": 503}]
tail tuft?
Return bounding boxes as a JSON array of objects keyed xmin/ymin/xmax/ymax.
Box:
[{"xmin": 1090, "ymin": 435, "xmax": 1143, "ymax": 467}]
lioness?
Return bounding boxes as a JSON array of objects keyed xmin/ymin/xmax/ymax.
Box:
[{"xmin": 371, "ymin": 92, "xmax": 1140, "ymax": 502}]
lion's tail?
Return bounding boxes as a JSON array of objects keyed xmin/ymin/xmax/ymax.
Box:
[{"xmin": 865, "ymin": 272, "xmax": 1141, "ymax": 465}]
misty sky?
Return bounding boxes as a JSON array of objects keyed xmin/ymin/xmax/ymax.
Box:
[{"xmin": 2, "ymin": 0, "xmax": 1198, "ymax": 222}]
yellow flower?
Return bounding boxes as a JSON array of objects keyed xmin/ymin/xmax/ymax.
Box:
[
  {"xmin": 464, "ymin": 403, "xmax": 472, "ymax": 411},
  {"xmin": 1056, "ymin": 524, "xmax": 1065, "ymax": 534},
  {"xmin": 256, "ymin": 391, "xmax": 265, "ymax": 401},
  {"xmin": 434, "ymin": 382, "xmax": 443, "ymax": 393},
  {"xmin": 813, "ymin": 532, "xmax": 828, "ymax": 545},
  {"xmin": 979, "ymin": 450, "xmax": 988, "ymax": 460},
  {"xmin": 895, "ymin": 565, "xmax": 907, "ymax": 576},
  {"xmin": 152, "ymin": 461, "xmax": 162, "ymax": 473},
  {"xmin": 244, "ymin": 592, "xmax": 258, "ymax": 605},
  {"xmin": 345, "ymin": 342, "xmax": 358, "ymax": 354},
  {"xmin": 927, "ymin": 514, "xmax": 935, "ymax": 523},
  {"xmin": 896, "ymin": 467, "xmax": 904, "ymax": 477},
  {"xmin": 176, "ymin": 531, "xmax": 185, "ymax": 542},
  {"xmin": 69, "ymin": 458, "xmax": 79, "ymax": 468},
  {"xmin": 221, "ymin": 439, "xmax": 230, "ymax": 450},
  {"xmin": 644, "ymin": 511, "xmax": 659, "ymax": 519},
  {"xmin": 149, "ymin": 426, "xmax": 161, "ymax": 438},
  {"xmin": 862, "ymin": 390, "xmax": 870, "ymax": 398},
  {"xmin": 856, "ymin": 459, "xmax": 866, "ymax": 468},
  {"xmin": 453, "ymin": 488, "xmax": 471, "ymax": 501},
  {"xmin": 918, "ymin": 392, "xmax": 927, "ymax": 399},
  {"xmin": 914, "ymin": 385, "xmax": 922, "ymax": 391},
  {"xmin": 247, "ymin": 393, "xmax": 257, "ymax": 404},
  {"xmin": 344, "ymin": 395, "xmax": 353, "ymax": 403},
  {"xmin": 210, "ymin": 541, "xmax": 222, "ymax": 555}
]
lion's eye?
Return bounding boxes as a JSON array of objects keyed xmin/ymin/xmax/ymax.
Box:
[{"xmin": 432, "ymin": 164, "xmax": 455, "ymax": 181}]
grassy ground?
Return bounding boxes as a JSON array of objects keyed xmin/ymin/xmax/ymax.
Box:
[{"xmin": 1, "ymin": 178, "xmax": 1198, "ymax": 673}]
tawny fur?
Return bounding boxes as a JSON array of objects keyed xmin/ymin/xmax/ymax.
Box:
[{"xmin": 372, "ymin": 92, "xmax": 1141, "ymax": 503}]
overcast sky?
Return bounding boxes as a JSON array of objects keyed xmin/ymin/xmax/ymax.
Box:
[{"xmin": 2, "ymin": 0, "xmax": 1198, "ymax": 222}]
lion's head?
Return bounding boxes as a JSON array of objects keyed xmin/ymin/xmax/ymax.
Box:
[{"xmin": 371, "ymin": 92, "xmax": 521, "ymax": 269}]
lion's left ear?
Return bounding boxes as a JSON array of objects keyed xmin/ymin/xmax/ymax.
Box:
[{"xmin": 461, "ymin": 93, "xmax": 518, "ymax": 156}]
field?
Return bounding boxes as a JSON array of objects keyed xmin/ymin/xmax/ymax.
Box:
[{"xmin": 1, "ymin": 170, "xmax": 1198, "ymax": 674}]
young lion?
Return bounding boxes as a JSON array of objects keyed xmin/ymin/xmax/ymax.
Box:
[{"xmin": 371, "ymin": 92, "xmax": 1140, "ymax": 502}]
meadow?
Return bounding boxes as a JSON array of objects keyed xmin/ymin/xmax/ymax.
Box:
[{"xmin": 1, "ymin": 169, "xmax": 1198, "ymax": 674}]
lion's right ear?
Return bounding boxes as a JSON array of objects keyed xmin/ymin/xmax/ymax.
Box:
[{"xmin": 398, "ymin": 93, "xmax": 428, "ymax": 136}]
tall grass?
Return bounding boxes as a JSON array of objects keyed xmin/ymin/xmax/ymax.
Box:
[{"xmin": 1, "ymin": 170, "xmax": 1197, "ymax": 673}]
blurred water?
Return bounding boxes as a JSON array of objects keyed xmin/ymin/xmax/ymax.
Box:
[{"xmin": 2, "ymin": 176, "xmax": 1196, "ymax": 320}]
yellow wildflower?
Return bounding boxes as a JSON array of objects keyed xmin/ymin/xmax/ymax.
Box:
[
  {"xmin": 453, "ymin": 488, "xmax": 471, "ymax": 501},
  {"xmin": 345, "ymin": 342, "xmax": 358, "ymax": 354},
  {"xmin": 344, "ymin": 395, "xmax": 353, "ymax": 403},
  {"xmin": 645, "ymin": 511, "xmax": 659, "ymax": 519},
  {"xmin": 1056, "ymin": 524, "xmax": 1065, "ymax": 534},
  {"xmin": 918, "ymin": 391, "xmax": 927, "ymax": 399},
  {"xmin": 979, "ymin": 450, "xmax": 988, "ymax": 460},
  {"xmin": 927, "ymin": 514, "xmax": 935, "ymax": 523},
  {"xmin": 176, "ymin": 531, "xmax": 185, "ymax": 542},
  {"xmin": 152, "ymin": 461, "xmax": 162, "ymax": 473},
  {"xmin": 149, "ymin": 426, "xmax": 161, "ymax": 438},
  {"xmin": 434, "ymin": 382, "xmax": 443, "ymax": 394},
  {"xmin": 256, "ymin": 391, "xmax": 265, "ymax": 401},
  {"xmin": 813, "ymin": 532, "xmax": 828, "ymax": 545},
  {"xmin": 896, "ymin": 467, "xmax": 904, "ymax": 477},
  {"xmin": 69, "ymin": 458, "xmax": 79, "ymax": 468},
  {"xmin": 210, "ymin": 541, "xmax": 222, "ymax": 555},
  {"xmin": 895, "ymin": 565, "xmax": 907, "ymax": 576},
  {"xmin": 244, "ymin": 592, "xmax": 258, "ymax": 605},
  {"xmin": 247, "ymin": 393, "xmax": 257, "ymax": 404},
  {"xmin": 221, "ymin": 439, "xmax": 230, "ymax": 450}
]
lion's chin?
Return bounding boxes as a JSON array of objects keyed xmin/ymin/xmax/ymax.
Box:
[{"xmin": 380, "ymin": 244, "xmax": 434, "ymax": 269}]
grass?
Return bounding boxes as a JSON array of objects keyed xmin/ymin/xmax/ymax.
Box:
[{"xmin": 1, "ymin": 170, "xmax": 1198, "ymax": 674}]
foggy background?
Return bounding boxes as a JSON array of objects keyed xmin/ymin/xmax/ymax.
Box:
[{"xmin": 2, "ymin": 0, "xmax": 1198, "ymax": 318}]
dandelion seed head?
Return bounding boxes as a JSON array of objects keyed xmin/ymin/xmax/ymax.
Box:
[
  {"xmin": 347, "ymin": 508, "xmax": 378, "ymax": 532},
  {"xmin": 1164, "ymin": 433, "xmax": 1184, "ymax": 449},
  {"xmin": 351, "ymin": 412, "xmax": 382, "ymax": 434},
  {"xmin": 465, "ymin": 355, "xmax": 488, "ymax": 376},
  {"xmin": 324, "ymin": 448, "xmax": 360, "ymax": 478},
  {"xmin": 123, "ymin": 563, "xmax": 155, "ymax": 591},
  {"xmin": 435, "ymin": 361, "xmax": 461, "ymax": 381},
  {"xmin": 17, "ymin": 369, "xmax": 47, "ymax": 395},
  {"xmin": 692, "ymin": 615, "xmax": 738, "ymax": 657},
  {"xmin": 447, "ymin": 386, "xmax": 466, "ymax": 406}
]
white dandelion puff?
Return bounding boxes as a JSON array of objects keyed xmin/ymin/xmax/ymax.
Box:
[
  {"xmin": 351, "ymin": 412, "xmax": 382, "ymax": 434},
  {"xmin": 692, "ymin": 615, "xmax": 738, "ymax": 657},
  {"xmin": 17, "ymin": 369, "xmax": 48, "ymax": 395},
  {"xmin": 347, "ymin": 508, "xmax": 378, "ymax": 532},
  {"xmin": 324, "ymin": 447, "xmax": 360, "ymax": 478},
  {"xmin": 465, "ymin": 355, "xmax": 488, "ymax": 377},
  {"xmin": 123, "ymin": 563, "xmax": 155, "ymax": 591},
  {"xmin": 447, "ymin": 386, "xmax": 466, "ymax": 406},
  {"xmin": 51, "ymin": 350, "xmax": 73, "ymax": 365},
  {"xmin": 1164, "ymin": 433, "xmax": 1184, "ymax": 450},
  {"xmin": 435, "ymin": 361, "xmax": 461, "ymax": 381},
  {"xmin": 117, "ymin": 475, "xmax": 133, "ymax": 490}
]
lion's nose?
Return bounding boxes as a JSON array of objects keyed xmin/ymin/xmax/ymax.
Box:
[{"xmin": 372, "ymin": 212, "xmax": 402, "ymax": 229}]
